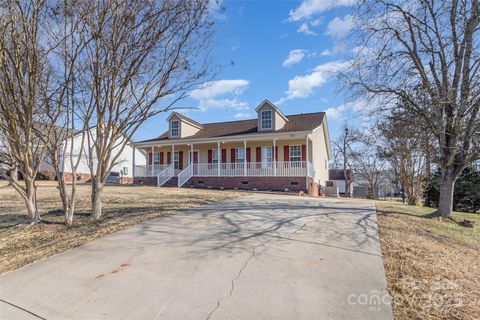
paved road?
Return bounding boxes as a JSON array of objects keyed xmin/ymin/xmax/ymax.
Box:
[{"xmin": 0, "ymin": 193, "xmax": 393, "ymax": 320}]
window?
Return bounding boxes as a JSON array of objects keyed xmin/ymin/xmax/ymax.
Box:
[
  {"xmin": 289, "ymin": 145, "xmax": 301, "ymax": 162},
  {"xmin": 171, "ymin": 120, "xmax": 179, "ymax": 137},
  {"xmin": 261, "ymin": 110, "xmax": 272, "ymax": 130},
  {"xmin": 235, "ymin": 148, "xmax": 245, "ymax": 163},
  {"xmin": 212, "ymin": 148, "xmax": 220, "ymax": 163},
  {"xmin": 153, "ymin": 152, "xmax": 160, "ymax": 165},
  {"xmin": 173, "ymin": 152, "xmax": 179, "ymax": 170}
]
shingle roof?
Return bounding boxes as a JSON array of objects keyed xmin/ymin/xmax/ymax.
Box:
[{"xmin": 137, "ymin": 112, "xmax": 325, "ymax": 143}]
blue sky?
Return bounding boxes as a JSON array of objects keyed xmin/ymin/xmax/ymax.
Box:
[{"xmin": 136, "ymin": 0, "xmax": 360, "ymax": 142}]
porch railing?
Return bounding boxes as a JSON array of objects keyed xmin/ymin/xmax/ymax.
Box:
[
  {"xmin": 136, "ymin": 161, "xmax": 314, "ymax": 179},
  {"xmin": 135, "ymin": 164, "xmax": 170, "ymax": 177},
  {"xmin": 192, "ymin": 161, "xmax": 312, "ymax": 177},
  {"xmin": 177, "ymin": 165, "xmax": 193, "ymax": 187},
  {"xmin": 157, "ymin": 164, "xmax": 174, "ymax": 186}
]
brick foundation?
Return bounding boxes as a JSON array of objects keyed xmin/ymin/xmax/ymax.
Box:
[
  {"xmin": 187, "ymin": 176, "xmax": 307, "ymax": 192},
  {"xmin": 134, "ymin": 176, "xmax": 157, "ymax": 186},
  {"xmin": 134, "ymin": 176, "xmax": 321, "ymax": 194}
]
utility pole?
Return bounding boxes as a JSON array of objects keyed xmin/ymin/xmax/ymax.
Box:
[{"xmin": 343, "ymin": 127, "xmax": 350, "ymax": 197}]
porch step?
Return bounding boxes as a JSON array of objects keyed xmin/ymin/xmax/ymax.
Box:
[{"xmin": 162, "ymin": 176, "xmax": 178, "ymax": 187}]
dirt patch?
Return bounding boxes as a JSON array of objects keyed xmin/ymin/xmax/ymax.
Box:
[
  {"xmin": 376, "ymin": 201, "xmax": 480, "ymax": 320},
  {"xmin": 0, "ymin": 182, "xmax": 242, "ymax": 274}
]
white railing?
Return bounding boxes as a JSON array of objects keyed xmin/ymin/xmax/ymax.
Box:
[
  {"xmin": 177, "ymin": 165, "xmax": 192, "ymax": 187},
  {"xmin": 157, "ymin": 164, "xmax": 174, "ymax": 186},
  {"xmin": 135, "ymin": 164, "xmax": 170, "ymax": 177},
  {"xmin": 191, "ymin": 161, "xmax": 309, "ymax": 177}
]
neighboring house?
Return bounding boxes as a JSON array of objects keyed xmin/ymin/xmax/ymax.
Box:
[
  {"xmin": 132, "ymin": 100, "xmax": 332, "ymax": 195},
  {"xmin": 326, "ymin": 169, "xmax": 353, "ymax": 196},
  {"xmin": 61, "ymin": 127, "xmax": 146, "ymax": 184}
]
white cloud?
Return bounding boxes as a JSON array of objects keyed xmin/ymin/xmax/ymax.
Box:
[
  {"xmin": 190, "ymin": 80, "xmax": 249, "ymax": 100},
  {"xmin": 234, "ymin": 112, "xmax": 253, "ymax": 119},
  {"xmin": 283, "ymin": 49, "xmax": 308, "ymax": 67},
  {"xmin": 323, "ymin": 98, "xmax": 371, "ymax": 121},
  {"xmin": 289, "ymin": 0, "xmax": 357, "ymax": 22},
  {"xmin": 325, "ymin": 107, "xmax": 342, "ymax": 120},
  {"xmin": 189, "ymin": 79, "xmax": 250, "ymax": 112},
  {"xmin": 283, "ymin": 61, "xmax": 350, "ymax": 100},
  {"xmin": 297, "ymin": 22, "xmax": 316, "ymax": 35},
  {"xmin": 326, "ymin": 15, "xmax": 354, "ymax": 38}
]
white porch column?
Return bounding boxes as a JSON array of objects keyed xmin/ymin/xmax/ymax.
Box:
[
  {"xmin": 243, "ymin": 140, "xmax": 247, "ymax": 176},
  {"xmin": 190, "ymin": 144, "xmax": 194, "ymax": 175},
  {"xmin": 171, "ymin": 145, "xmax": 175, "ymax": 169},
  {"xmin": 305, "ymin": 136, "xmax": 309, "ymax": 192},
  {"xmin": 151, "ymin": 146, "xmax": 154, "ymax": 176},
  {"xmin": 217, "ymin": 141, "xmax": 221, "ymax": 176},
  {"xmin": 273, "ymin": 139, "xmax": 276, "ymax": 176}
]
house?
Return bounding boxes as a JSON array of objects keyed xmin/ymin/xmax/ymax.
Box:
[
  {"xmin": 326, "ymin": 169, "xmax": 353, "ymax": 196},
  {"xmin": 60, "ymin": 127, "xmax": 146, "ymax": 184},
  {"xmin": 132, "ymin": 100, "xmax": 332, "ymax": 195}
]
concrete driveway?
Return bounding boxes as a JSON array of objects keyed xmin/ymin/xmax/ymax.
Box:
[{"xmin": 0, "ymin": 193, "xmax": 393, "ymax": 320}]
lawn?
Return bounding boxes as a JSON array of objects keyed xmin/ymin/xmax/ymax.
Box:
[
  {"xmin": 376, "ymin": 201, "xmax": 480, "ymax": 320},
  {"xmin": 0, "ymin": 181, "xmax": 241, "ymax": 274}
]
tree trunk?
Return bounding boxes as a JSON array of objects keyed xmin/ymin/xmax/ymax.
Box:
[
  {"xmin": 437, "ymin": 168, "xmax": 457, "ymax": 217},
  {"xmin": 24, "ymin": 178, "xmax": 40, "ymax": 223},
  {"xmin": 91, "ymin": 180, "xmax": 103, "ymax": 219}
]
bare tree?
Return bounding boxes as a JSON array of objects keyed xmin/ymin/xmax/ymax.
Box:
[
  {"xmin": 378, "ymin": 109, "xmax": 430, "ymax": 205},
  {"xmin": 43, "ymin": 0, "xmax": 94, "ymax": 226},
  {"xmin": 0, "ymin": 0, "xmax": 62, "ymax": 223},
  {"xmin": 72, "ymin": 0, "xmax": 215, "ymax": 219},
  {"xmin": 351, "ymin": 134, "xmax": 388, "ymax": 199},
  {"xmin": 331, "ymin": 124, "xmax": 359, "ymax": 196},
  {"xmin": 348, "ymin": 0, "xmax": 480, "ymax": 217}
]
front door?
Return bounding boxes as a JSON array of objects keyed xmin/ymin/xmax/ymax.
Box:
[
  {"xmin": 191, "ymin": 151, "xmax": 199, "ymax": 175},
  {"xmin": 261, "ymin": 146, "xmax": 272, "ymax": 169}
]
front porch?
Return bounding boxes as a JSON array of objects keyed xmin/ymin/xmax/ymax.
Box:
[{"xmin": 133, "ymin": 137, "xmax": 315, "ymax": 191}]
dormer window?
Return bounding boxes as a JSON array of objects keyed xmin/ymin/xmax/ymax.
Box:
[
  {"xmin": 171, "ymin": 120, "xmax": 179, "ymax": 137},
  {"xmin": 261, "ymin": 110, "xmax": 272, "ymax": 130}
]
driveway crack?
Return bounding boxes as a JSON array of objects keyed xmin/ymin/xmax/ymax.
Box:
[
  {"xmin": 205, "ymin": 247, "xmax": 256, "ymax": 320},
  {"xmin": 205, "ymin": 217, "xmax": 312, "ymax": 319}
]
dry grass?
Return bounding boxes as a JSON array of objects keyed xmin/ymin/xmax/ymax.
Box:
[
  {"xmin": 0, "ymin": 181, "xmax": 241, "ymax": 274},
  {"xmin": 376, "ymin": 201, "xmax": 480, "ymax": 320}
]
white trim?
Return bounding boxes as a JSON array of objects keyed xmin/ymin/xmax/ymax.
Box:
[{"xmin": 133, "ymin": 131, "xmax": 311, "ymax": 147}]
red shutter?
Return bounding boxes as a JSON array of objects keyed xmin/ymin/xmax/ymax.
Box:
[
  {"xmin": 275, "ymin": 146, "xmax": 278, "ymax": 162},
  {"xmin": 256, "ymin": 147, "xmax": 261, "ymax": 168},
  {"xmin": 208, "ymin": 149, "xmax": 212, "ymax": 163},
  {"xmin": 160, "ymin": 152, "xmax": 164, "ymax": 165},
  {"xmin": 221, "ymin": 149, "xmax": 227, "ymax": 163},
  {"xmin": 179, "ymin": 151, "xmax": 184, "ymax": 170},
  {"xmin": 302, "ymin": 145, "xmax": 306, "ymax": 162},
  {"xmin": 246, "ymin": 147, "xmax": 251, "ymax": 162},
  {"xmin": 148, "ymin": 152, "xmax": 153, "ymax": 165},
  {"xmin": 231, "ymin": 149, "xmax": 236, "ymax": 163},
  {"xmin": 167, "ymin": 152, "xmax": 171, "ymax": 164},
  {"xmin": 284, "ymin": 146, "xmax": 289, "ymax": 162}
]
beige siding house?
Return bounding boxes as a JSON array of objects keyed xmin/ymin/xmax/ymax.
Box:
[{"xmin": 132, "ymin": 100, "xmax": 332, "ymax": 194}]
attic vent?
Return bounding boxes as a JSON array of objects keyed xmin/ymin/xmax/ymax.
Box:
[
  {"xmin": 290, "ymin": 181, "xmax": 298, "ymax": 186},
  {"xmin": 241, "ymin": 181, "xmax": 249, "ymax": 185}
]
